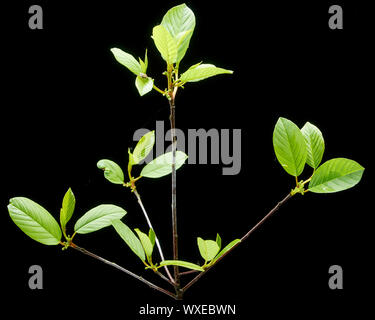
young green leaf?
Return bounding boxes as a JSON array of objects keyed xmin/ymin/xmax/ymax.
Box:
[
  {"xmin": 301, "ymin": 122, "xmax": 325, "ymax": 169},
  {"xmin": 152, "ymin": 25, "xmax": 178, "ymax": 65},
  {"xmin": 197, "ymin": 237, "xmax": 220, "ymax": 262},
  {"xmin": 8, "ymin": 197, "xmax": 62, "ymax": 245},
  {"xmin": 138, "ymin": 49, "xmax": 148, "ymax": 73},
  {"xmin": 213, "ymin": 239, "xmax": 241, "ymax": 263},
  {"xmin": 140, "ymin": 151, "xmax": 188, "ymax": 178},
  {"xmin": 159, "ymin": 260, "xmax": 204, "ymax": 272},
  {"xmin": 74, "ymin": 204, "xmax": 127, "ymax": 234},
  {"xmin": 60, "ymin": 188, "xmax": 76, "ymax": 232},
  {"xmin": 148, "ymin": 228, "xmax": 156, "ymax": 248},
  {"xmin": 216, "ymin": 233, "xmax": 222, "ymax": 251},
  {"xmin": 134, "ymin": 228, "xmax": 153, "ymax": 260},
  {"xmin": 161, "ymin": 3, "xmax": 195, "ymax": 63},
  {"xmin": 112, "ymin": 219, "xmax": 145, "ymax": 261},
  {"xmin": 110, "ymin": 48, "xmax": 142, "ymax": 75},
  {"xmin": 135, "ymin": 76, "xmax": 154, "ymax": 96},
  {"xmin": 97, "ymin": 159, "xmax": 125, "ymax": 185},
  {"xmin": 132, "ymin": 131, "xmax": 155, "ymax": 164},
  {"xmin": 273, "ymin": 117, "xmax": 307, "ymax": 177},
  {"xmin": 308, "ymin": 158, "xmax": 364, "ymax": 193},
  {"xmin": 179, "ymin": 64, "xmax": 233, "ymax": 83}
]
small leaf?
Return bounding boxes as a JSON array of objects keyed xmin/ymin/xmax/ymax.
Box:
[
  {"xmin": 110, "ymin": 48, "xmax": 142, "ymax": 75},
  {"xmin": 159, "ymin": 260, "xmax": 204, "ymax": 272},
  {"xmin": 301, "ymin": 122, "xmax": 325, "ymax": 169},
  {"xmin": 112, "ymin": 220, "xmax": 145, "ymax": 261},
  {"xmin": 97, "ymin": 159, "xmax": 125, "ymax": 185},
  {"xmin": 213, "ymin": 239, "xmax": 241, "ymax": 262},
  {"xmin": 216, "ymin": 233, "xmax": 222, "ymax": 251},
  {"xmin": 197, "ymin": 237, "xmax": 220, "ymax": 262},
  {"xmin": 74, "ymin": 204, "xmax": 127, "ymax": 234},
  {"xmin": 132, "ymin": 131, "xmax": 155, "ymax": 164},
  {"xmin": 139, "ymin": 49, "xmax": 148, "ymax": 73},
  {"xmin": 180, "ymin": 64, "xmax": 233, "ymax": 83},
  {"xmin": 148, "ymin": 228, "xmax": 156, "ymax": 248},
  {"xmin": 308, "ymin": 158, "xmax": 364, "ymax": 193},
  {"xmin": 134, "ymin": 228, "xmax": 154, "ymax": 260},
  {"xmin": 152, "ymin": 25, "xmax": 178, "ymax": 65},
  {"xmin": 161, "ymin": 3, "xmax": 196, "ymax": 63},
  {"xmin": 273, "ymin": 117, "xmax": 307, "ymax": 177},
  {"xmin": 60, "ymin": 188, "xmax": 76, "ymax": 232},
  {"xmin": 8, "ymin": 197, "xmax": 62, "ymax": 245},
  {"xmin": 135, "ymin": 76, "xmax": 154, "ymax": 96},
  {"xmin": 140, "ymin": 151, "xmax": 188, "ymax": 178}
]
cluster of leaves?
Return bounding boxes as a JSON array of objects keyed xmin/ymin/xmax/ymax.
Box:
[
  {"xmin": 111, "ymin": 4, "xmax": 233, "ymax": 97},
  {"xmin": 97, "ymin": 131, "xmax": 188, "ymax": 188},
  {"xmin": 7, "ymin": 188, "xmax": 127, "ymax": 247},
  {"xmin": 273, "ymin": 117, "xmax": 365, "ymax": 195}
]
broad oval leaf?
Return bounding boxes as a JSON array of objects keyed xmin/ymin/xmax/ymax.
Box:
[
  {"xmin": 112, "ymin": 220, "xmax": 145, "ymax": 261},
  {"xmin": 159, "ymin": 260, "xmax": 204, "ymax": 272},
  {"xmin": 301, "ymin": 122, "xmax": 325, "ymax": 169},
  {"xmin": 273, "ymin": 117, "xmax": 307, "ymax": 177},
  {"xmin": 180, "ymin": 64, "xmax": 233, "ymax": 83},
  {"xmin": 74, "ymin": 204, "xmax": 127, "ymax": 234},
  {"xmin": 140, "ymin": 151, "xmax": 188, "ymax": 178},
  {"xmin": 152, "ymin": 25, "xmax": 177, "ymax": 65},
  {"xmin": 8, "ymin": 197, "xmax": 61, "ymax": 245},
  {"xmin": 308, "ymin": 158, "xmax": 364, "ymax": 193},
  {"xmin": 132, "ymin": 131, "xmax": 155, "ymax": 164},
  {"xmin": 110, "ymin": 48, "xmax": 142, "ymax": 76},
  {"xmin": 213, "ymin": 239, "xmax": 241, "ymax": 263},
  {"xmin": 134, "ymin": 228, "xmax": 153, "ymax": 260},
  {"xmin": 135, "ymin": 76, "xmax": 154, "ymax": 96},
  {"xmin": 197, "ymin": 237, "xmax": 220, "ymax": 262},
  {"xmin": 97, "ymin": 159, "xmax": 124, "ymax": 185},
  {"xmin": 60, "ymin": 188, "xmax": 76, "ymax": 231},
  {"xmin": 161, "ymin": 3, "xmax": 196, "ymax": 63}
]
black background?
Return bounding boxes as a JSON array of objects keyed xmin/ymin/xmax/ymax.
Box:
[{"xmin": 1, "ymin": 0, "xmax": 373, "ymax": 318}]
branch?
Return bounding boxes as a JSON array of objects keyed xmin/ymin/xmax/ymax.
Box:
[
  {"xmin": 70, "ymin": 243, "xmax": 176, "ymax": 299},
  {"xmin": 182, "ymin": 192, "xmax": 293, "ymax": 293},
  {"xmin": 169, "ymin": 95, "xmax": 181, "ymax": 296},
  {"xmin": 133, "ymin": 189, "xmax": 175, "ymax": 284}
]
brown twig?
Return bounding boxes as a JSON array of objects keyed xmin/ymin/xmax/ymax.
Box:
[
  {"xmin": 70, "ymin": 243, "xmax": 176, "ymax": 299},
  {"xmin": 182, "ymin": 193, "xmax": 293, "ymax": 293}
]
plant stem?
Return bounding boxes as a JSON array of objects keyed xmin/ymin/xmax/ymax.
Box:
[
  {"xmin": 133, "ymin": 189, "xmax": 175, "ymax": 284},
  {"xmin": 169, "ymin": 91, "xmax": 182, "ymax": 298},
  {"xmin": 70, "ymin": 243, "xmax": 176, "ymax": 299},
  {"xmin": 182, "ymin": 192, "xmax": 293, "ymax": 293}
]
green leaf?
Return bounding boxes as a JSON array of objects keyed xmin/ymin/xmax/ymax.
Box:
[
  {"xmin": 301, "ymin": 122, "xmax": 325, "ymax": 169},
  {"xmin": 132, "ymin": 131, "xmax": 155, "ymax": 164},
  {"xmin": 148, "ymin": 228, "xmax": 156, "ymax": 248},
  {"xmin": 308, "ymin": 158, "xmax": 364, "ymax": 193},
  {"xmin": 112, "ymin": 220, "xmax": 145, "ymax": 261},
  {"xmin": 140, "ymin": 151, "xmax": 188, "ymax": 178},
  {"xmin": 159, "ymin": 260, "xmax": 204, "ymax": 272},
  {"xmin": 161, "ymin": 3, "xmax": 195, "ymax": 63},
  {"xmin": 134, "ymin": 228, "xmax": 153, "ymax": 260},
  {"xmin": 60, "ymin": 188, "xmax": 75, "ymax": 232},
  {"xmin": 180, "ymin": 64, "xmax": 233, "ymax": 83},
  {"xmin": 197, "ymin": 237, "xmax": 220, "ymax": 262},
  {"xmin": 97, "ymin": 159, "xmax": 125, "ymax": 185},
  {"xmin": 139, "ymin": 49, "xmax": 148, "ymax": 73},
  {"xmin": 74, "ymin": 204, "xmax": 127, "ymax": 234},
  {"xmin": 216, "ymin": 233, "xmax": 222, "ymax": 251},
  {"xmin": 110, "ymin": 48, "xmax": 142, "ymax": 76},
  {"xmin": 135, "ymin": 76, "xmax": 154, "ymax": 96},
  {"xmin": 273, "ymin": 117, "xmax": 307, "ymax": 177},
  {"xmin": 213, "ymin": 239, "xmax": 241, "ymax": 262},
  {"xmin": 152, "ymin": 25, "xmax": 177, "ymax": 65},
  {"xmin": 8, "ymin": 197, "xmax": 62, "ymax": 245}
]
